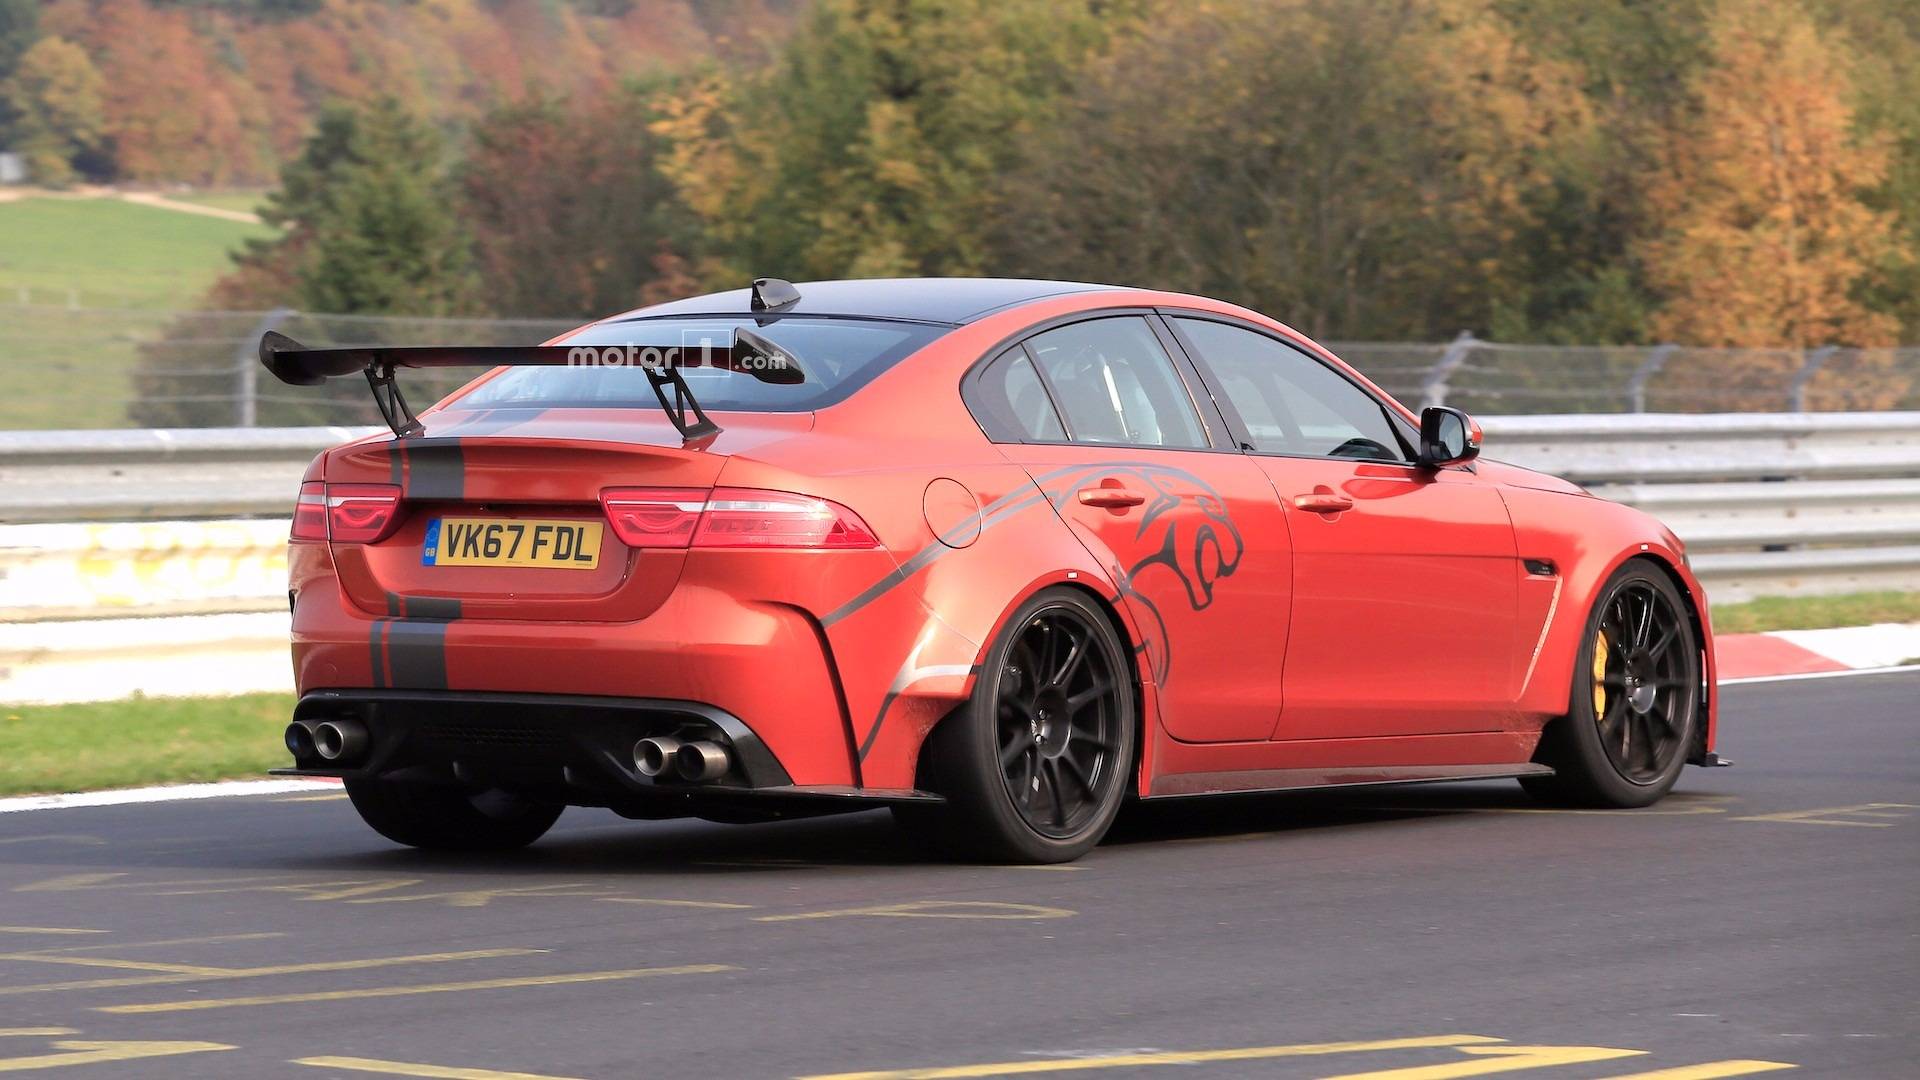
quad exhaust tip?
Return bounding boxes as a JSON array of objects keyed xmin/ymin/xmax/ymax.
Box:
[
  {"xmin": 284, "ymin": 721, "xmax": 317, "ymax": 759},
  {"xmin": 634, "ymin": 735, "xmax": 684, "ymax": 778},
  {"xmin": 675, "ymin": 740, "xmax": 730, "ymax": 783},
  {"xmin": 287, "ymin": 718, "xmax": 369, "ymax": 765},
  {"xmin": 312, "ymin": 718, "xmax": 368, "ymax": 763},
  {"xmin": 632, "ymin": 735, "xmax": 731, "ymax": 782}
]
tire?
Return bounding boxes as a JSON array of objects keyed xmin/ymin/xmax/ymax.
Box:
[
  {"xmin": 1522, "ymin": 560, "xmax": 1702, "ymax": 808},
  {"xmin": 344, "ymin": 778, "xmax": 563, "ymax": 851},
  {"xmin": 895, "ymin": 587, "xmax": 1138, "ymax": 863}
]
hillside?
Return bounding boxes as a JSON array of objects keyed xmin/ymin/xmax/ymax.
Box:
[{"xmin": 0, "ymin": 194, "xmax": 274, "ymax": 428}]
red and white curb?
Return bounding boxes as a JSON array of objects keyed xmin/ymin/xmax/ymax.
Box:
[
  {"xmin": 0, "ymin": 777, "xmax": 339, "ymax": 814},
  {"xmin": 1716, "ymin": 621, "xmax": 1920, "ymax": 682}
]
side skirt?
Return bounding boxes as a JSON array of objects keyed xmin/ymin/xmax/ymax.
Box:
[{"xmin": 1144, "ymin": 762, "xmax": 1554, "ymax": 800}]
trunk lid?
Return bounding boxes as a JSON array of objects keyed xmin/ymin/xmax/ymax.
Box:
[{"xmin": 321, "ymin": 409, "xmax": 809, "ymax": 622}]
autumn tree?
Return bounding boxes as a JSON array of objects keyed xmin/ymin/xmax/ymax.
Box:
[
  {"xmin": 460, "ymin": 81, "xmax": 701, "ymax": 318},
  {"xmin": 994, "ymin": 0, "xmax": 1588, "ymax": 342},
  {"xmin": 232, "ymin": 99, "xmax": 479, "ymax": 316},
  {"xmin": 657, "ymin": 0, "xmax": 1139, "ymax": 284},
  {"xmin": 0, "ymin": 36, "xmax": 107, "ymax": 184},
  {"xmin": 1644, "ymin": 0, "xmax": 1901, "ymax": 350}
]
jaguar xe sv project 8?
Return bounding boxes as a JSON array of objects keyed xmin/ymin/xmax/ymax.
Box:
[{"xmin": 264, "ymin": 277, "xmax": 1718, "ymax": 862}]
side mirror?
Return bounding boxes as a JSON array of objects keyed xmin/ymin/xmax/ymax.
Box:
[{"xmin": 1418, "ymin": 406, "xmax": 1481, "ymax": 468}]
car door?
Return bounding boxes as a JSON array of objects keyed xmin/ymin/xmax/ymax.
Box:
[
  {"xmin": 967, "ymin": 314, "xmax": 1294, "ymax": 744},
  {"xmin": 1166, "ymin": 314, "xmax": 1521, "ymax": 740}
]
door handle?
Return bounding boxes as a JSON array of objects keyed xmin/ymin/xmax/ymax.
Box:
[
  {"xmin": 1294, "ymin": 492, "xmax": 1353, "ymax": 514},
  {"xmin": 1078, "ymin": 487, "xmax": 1146, "ymax": 509}
]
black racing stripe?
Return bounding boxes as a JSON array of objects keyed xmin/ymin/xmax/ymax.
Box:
[
  {"xmin": 405, "ymin": 440, "xmax": 464, "ymax": 501},
  {"xmin": 856, "ymin": 689, "xmax": 903, "ymax": 762},
  {"xmin": 857, "ymin": 663, "xmax": 982, "ymax": 763},
  {"xmin": 368, "ymin": 619, "xmax": 389, "ymax": 688},
  {"xmin": 384, "ymin": 620, "xmax": 450, "ymax": 689},
  {"xmin": 404, "ymin": 596, "xmax": 463, "ymax": 620},
  {"xmin": 384, "ymin": 591, "xmax": 401, "ymax": 617},
  {"xmin": 387, "ymin": 443, "xmax": 404, "ymax": 486}
]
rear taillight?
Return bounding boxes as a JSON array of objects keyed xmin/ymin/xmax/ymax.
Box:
[
  {"xmin": 601, "ymin": 488, "xmax": 709, "ymax": 549},
  {"xmin": 292, "ymin": 482, "xmax": 328, "ymax": 541},
  {"xmin": 600, "ymin": 487, "xmax": 880, "ymax": 550},
  {"xmin": 290, "ymin": 482, "xmax": 404, "ymax": 544}
]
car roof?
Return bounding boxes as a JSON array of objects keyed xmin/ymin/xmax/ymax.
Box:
[{"xmin": 607, "ymin": 277, "xmax": 1125, "ymax": 326}]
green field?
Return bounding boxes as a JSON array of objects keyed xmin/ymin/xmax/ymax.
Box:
[
  {"xmin": 0, "ymin": 692, "xmax": 293, "ymax": 797},
  {"xmin": 0, "ymin": 196, "xmax": 274, "ymax": 429},
  {"xmin": 1709, "ymin": 589, "xmax": 1920, "ymax": 634}
]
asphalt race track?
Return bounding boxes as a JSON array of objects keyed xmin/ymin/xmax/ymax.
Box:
[{"xmin": 1, "ymin": 672, "xmax": 1913, "ymax": 1079}]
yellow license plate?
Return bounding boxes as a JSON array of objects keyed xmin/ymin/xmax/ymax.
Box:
[{"xmin": 423, "ymin": 518, "xmax": 602, "ymax": 569}]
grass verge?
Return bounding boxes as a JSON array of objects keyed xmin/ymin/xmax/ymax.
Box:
[
  {"xmin": 0, "ymin": 693, "xmax": 293, "ymax": 797},
  {"xmin": 1709, "ymin": 590, "xmax": 1920, "ymax": 635}
]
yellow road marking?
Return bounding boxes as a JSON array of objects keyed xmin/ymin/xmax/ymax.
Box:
[
  {"xmin": 149, "ymin": 877, "xmax": 420, "ymax": 899},
  {"xmin": 13, "ymin": 873, "xmax": 131, "ymax": 892},
  {"xmin": 1321, "ymin": 1044, "xmax": 1646, "ymax": 1078},
  {"xmin": 798, "ymin": 1035, "xmax": 1507, "ymax": 1078},
  {"xmin": 597, "ymin": 897, "xmax": 757, "ymax": 910},
  {"xmin": 0, "ymin": 927, "xmax": 105, "ymax": 936},
  {"xmin": 1598, "ymin": 1063, "xmax": 1796, "ymax": 1079},
  {"xmin": 0, "ymin": 1040, "xmax": 232, "ymax": 1072},
  {"xmin": 24, "ymin": 932, "xmax": 286, "ymax": 955},
  {"xmin": 1731, "ymin": 803, "xmax": 1917, "ymax": 827},
  {"xmin": 346, "ymin": 883, "xmax": 614, "ymax": 907},
  {"xmin": 0, "ymin": 947, "xmax": 544, "ymax": 997},
  {"xmin": 757, "ymin": 900, "xmax": 1075, "ymax": 923},
  {"xmin": 98, "ymin": 963, "xmax": 737, "ymax": 1013},
  {"xmin": 293, "ymin": 1056, "xmax": 587, "ymax": 1079},
  {"xmin": 0, "ymin": 1030, "xmax": 77, "ymax": 1038},
  {"xmin": 0, "ymin": 952, "xmax": 229, "ymax": 975}
]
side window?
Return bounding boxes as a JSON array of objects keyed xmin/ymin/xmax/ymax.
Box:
[
  {"xmin": 1024, "ymin": 317, "xmax": 1208, "ymax": 449},
  {"xmin": 970, "ymin": 347, "xmax": 1067, "ymax": 441},
  {"xmin": 1173, "ymin": 317, "xmax": 1409, "ymax": 462}
]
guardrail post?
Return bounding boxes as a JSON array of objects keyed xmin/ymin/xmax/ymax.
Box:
[
  {"xmin": 1420, "ymin": 331, "xmax": 1477, "ymax": 409},
  {"xmin": 1789, "ymin": 344, "xmax": 1839, "ymax": 412},
  {"xmin": 1625, "ymin": 343, "xmax": 1678, "ymax": 413},
  {"xmin": 235, "ymin": 307, "xmax": 294, "ymax": 428}
]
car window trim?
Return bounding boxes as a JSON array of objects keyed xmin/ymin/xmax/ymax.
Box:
[
  {"xmin": 1158, "ymin": 308, "xmax": 1424, "ymax": 469},
  {"xmin": 961, "ymin": 308, "xmax": 1239, "ymax": 453}
]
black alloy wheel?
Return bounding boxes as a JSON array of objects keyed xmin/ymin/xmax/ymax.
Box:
[
  {"xmin": 1524, "ymin": 560, "xmax": 1701, "ymax": 808},
  {"xmin": 898, "ymin": 587, "xmax": 1137, "ymax": 863}
]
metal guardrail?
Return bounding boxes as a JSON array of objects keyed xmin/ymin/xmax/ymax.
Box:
[{"xmin": 1, "ymin": 414, "xmax": 1917, "ymax": 612}]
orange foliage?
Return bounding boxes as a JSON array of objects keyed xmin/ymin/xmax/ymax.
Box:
[
  {"xmin": 1645, "ymin": 0, "xmax": 1903, "ymax": 351},
  {"xmin": 41, "ymin": 0, "xmax": 746, "ymax": 184}
]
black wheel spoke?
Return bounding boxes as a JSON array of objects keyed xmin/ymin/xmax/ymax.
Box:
[
  {"xmin": 1059, "ymin": 754, "xmax": 1095, "ymax": 798},
  {"xmin": 1000, "ymin": 730, "xmax": 1034, "ymax": 768},
  {"xmin": 1067, "ymin": 680, "xmax": 1113, "ymax": 713},
  {"xmin": 1048, "ymin": 633, "xmax": 1089, "ymax": 689},
  {"xmin": 1042, "ymin": 759, "xmax": 1066, "ymax": 827}
]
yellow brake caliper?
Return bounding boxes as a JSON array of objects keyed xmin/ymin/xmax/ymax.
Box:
[{"xmin": 1592, "ymin": 631, "xmax": 1610, "ymax": 717}]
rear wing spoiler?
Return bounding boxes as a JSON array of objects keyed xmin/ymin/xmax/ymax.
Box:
[{"xmin": 257, "ymin": 328, "xmax": 806, "ymax": 441}]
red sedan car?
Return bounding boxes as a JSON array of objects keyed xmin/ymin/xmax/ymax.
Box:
[{"xmin": 264, "ymin": 278, "xmax": 1717, "ymax": 862}]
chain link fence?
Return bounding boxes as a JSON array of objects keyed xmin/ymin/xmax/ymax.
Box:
[{"xmin": 2, "ymin": 303, "xmax": 1916, "ymax": 430}]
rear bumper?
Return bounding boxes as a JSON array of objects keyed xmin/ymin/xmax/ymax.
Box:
[
  {"xmin": 290, "ymin": 543, "xmax": 862, "ymax": 786},
  {"xmin": 273, "ymin": 688, "xmax": 939, "ymax": 815}
]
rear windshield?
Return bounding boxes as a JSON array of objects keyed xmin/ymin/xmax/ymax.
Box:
[{"xmin": 449, "ymin": 316, "xmax": 949, "ymax": 412}]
